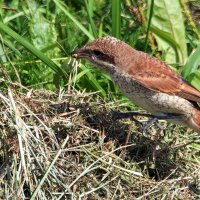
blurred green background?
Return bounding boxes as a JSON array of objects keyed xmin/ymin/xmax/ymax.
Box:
[{"xmin": 0, "ymin": 0, "xmax": 200, "ymax": 98}]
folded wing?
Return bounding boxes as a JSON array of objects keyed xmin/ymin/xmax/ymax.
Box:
[{"xmin": 128, "ymin": 53, "xmax": 200, "ymax": 103}]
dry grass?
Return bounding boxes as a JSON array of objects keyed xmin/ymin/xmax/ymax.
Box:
[{"xmin": 0, "ymin": 87, "xmax": 199, "ymax": 199}]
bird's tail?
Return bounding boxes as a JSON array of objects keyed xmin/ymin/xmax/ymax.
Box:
[{"xmin": 187, "ymin": 109, "xmax": 200, "ymax": 134}]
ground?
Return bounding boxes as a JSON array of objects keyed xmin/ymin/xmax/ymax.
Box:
[{"xmin": 0, "ymin": 88, "xmax": 199, "ymax": 199}]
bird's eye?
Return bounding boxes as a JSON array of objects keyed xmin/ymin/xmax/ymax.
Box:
[{"xmin": 93, "ymin": 50, "xmax": 103, "ymax": 57}]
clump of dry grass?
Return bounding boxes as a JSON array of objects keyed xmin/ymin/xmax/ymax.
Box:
[{"xmin": 0, "ymin": 87, "xmax": 199, "ymax": 199}]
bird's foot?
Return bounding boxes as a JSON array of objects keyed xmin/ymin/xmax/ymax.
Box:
[
  {"xmin": 139, "ymin": 114, "xmax": 183, "ymax": 133},
  {"xmin": 139, "ymin": 117, "xmax": 162, "ymax": 132}
]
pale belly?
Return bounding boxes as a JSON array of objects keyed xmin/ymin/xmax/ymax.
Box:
[{"xmin": 112, "ymin": 72, "xmax": 194, "ymax": 119}]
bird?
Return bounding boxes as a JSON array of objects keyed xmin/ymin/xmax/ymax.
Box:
[{"xmin": 71, "ymin": 36, "xmax": 200, "ymax": 134}]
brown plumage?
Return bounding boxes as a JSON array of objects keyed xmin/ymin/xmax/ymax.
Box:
[
  {"xmin": 72, "ymin": 36, "xmax": 200, "ymax": 133},
  {"xmin": 127, "ymin": 51, "xmax": 200, "ymax": 103}
]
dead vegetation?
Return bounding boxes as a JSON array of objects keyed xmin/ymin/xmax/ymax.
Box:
[{"xmin": 0, "ymin": 88, "xmax": 199, "ymax": 199}]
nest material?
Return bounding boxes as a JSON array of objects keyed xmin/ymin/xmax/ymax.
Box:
[{"xmin": 0, "ymin": 88, "xmax": 199, "ymax": 199}]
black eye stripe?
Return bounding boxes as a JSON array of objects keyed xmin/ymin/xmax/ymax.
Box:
[
  {"xmin": 93, "ymin": 50, "xmax": 103, "ymax": 56},
  {"xmin": 89, "ymin": 50, "xmax": 115, "ymax": 64}
]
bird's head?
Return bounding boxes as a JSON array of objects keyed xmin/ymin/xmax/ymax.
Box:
[{"xmin": 71, "ymin": 36, "xmax": 134, "ymax": 74}]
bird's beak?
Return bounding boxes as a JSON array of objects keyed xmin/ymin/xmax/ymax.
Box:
[{"xmin": 71, "ymin": 48, "xmax": 90, "ymax": 59}]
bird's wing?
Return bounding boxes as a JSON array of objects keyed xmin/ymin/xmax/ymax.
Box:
[{"xmin": 128, "ymin": 53, "xmax": 200, "ymax": 103}]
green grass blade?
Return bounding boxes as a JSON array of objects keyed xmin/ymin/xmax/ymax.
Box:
[
  {"xmin": 68, "ymin": 66, "xmax": 90, "ymax": 85},
  {"xmin": 0, "ymin": 21, "xmax": 67, "ymax": 77},
  {"xmin": 53, "ymin": 0, "xmax": 94, "ymax": 40},
  {"xmin": 145, "ymin": 0, "xmax": 154, "ymax": 51},
  {"xmin": 81, "ymin": 65, "xmax": 107, "ymax": 97},
  {"xmin": 0, "ymin": 43, "xmax": 7, "ymax": 63},
  {"xmin": 150, "ymin": 25, "xmax": 181, "ymax": 49},
  {"xmin": 112, "ymin": 0, "xmax": 121, "ymax": 38},
  {"xmin": 3, "ymin": 11, "xmax": 28, "ymax": 23},
  {"xmin": 0, "ymin": 2, "xmax": 2, "ymax": 18},
  {"xmin": 188, "ymin": 70, "xmax": 200, "ymax": 90},
  {"xmin": 182, "ymin": 44, "xmax": 200, "ymax": 78},
  {"xmin": 84, "ymin": 0, "xmax": 98, "ymax": 38},
  {"xmin": 3, "ymin": 38, "xmax": 22, "ymax": 57}
]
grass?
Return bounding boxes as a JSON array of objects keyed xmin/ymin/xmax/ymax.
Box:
[
  {"xmin": 0, "ymin": 0, "xmax": 200, "ymax": 199},
  {"xmin": 0, "ymin": 77, "xmax": 199, "ymax": 199},
  {"xmin": 1, "ymin": 0, "xmax": 199, "ymax": 91}
]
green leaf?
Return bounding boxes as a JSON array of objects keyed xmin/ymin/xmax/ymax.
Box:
[
  {"xmin": 182, "ymin": 44, "xmax": 200, "ymax": 78},
  {"xmin": 148, "ymin": 0, "xmax": 187, "ymax": 64},
  {"xmin": 27, "ymin": 1, "xmax": 60, "ymax": 58}
]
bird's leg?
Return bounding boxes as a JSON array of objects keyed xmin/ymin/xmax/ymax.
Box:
[
  {"xmin": 112, "ymin": 111, "xmax": 154, "ymax": 119},
  {"xmin": 158, "ymin": 114, "xmax": 184, "ymax": 121},
  {"xmin": 112, "ymin": 111, "xmax": 138, "ymax": 124}
]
